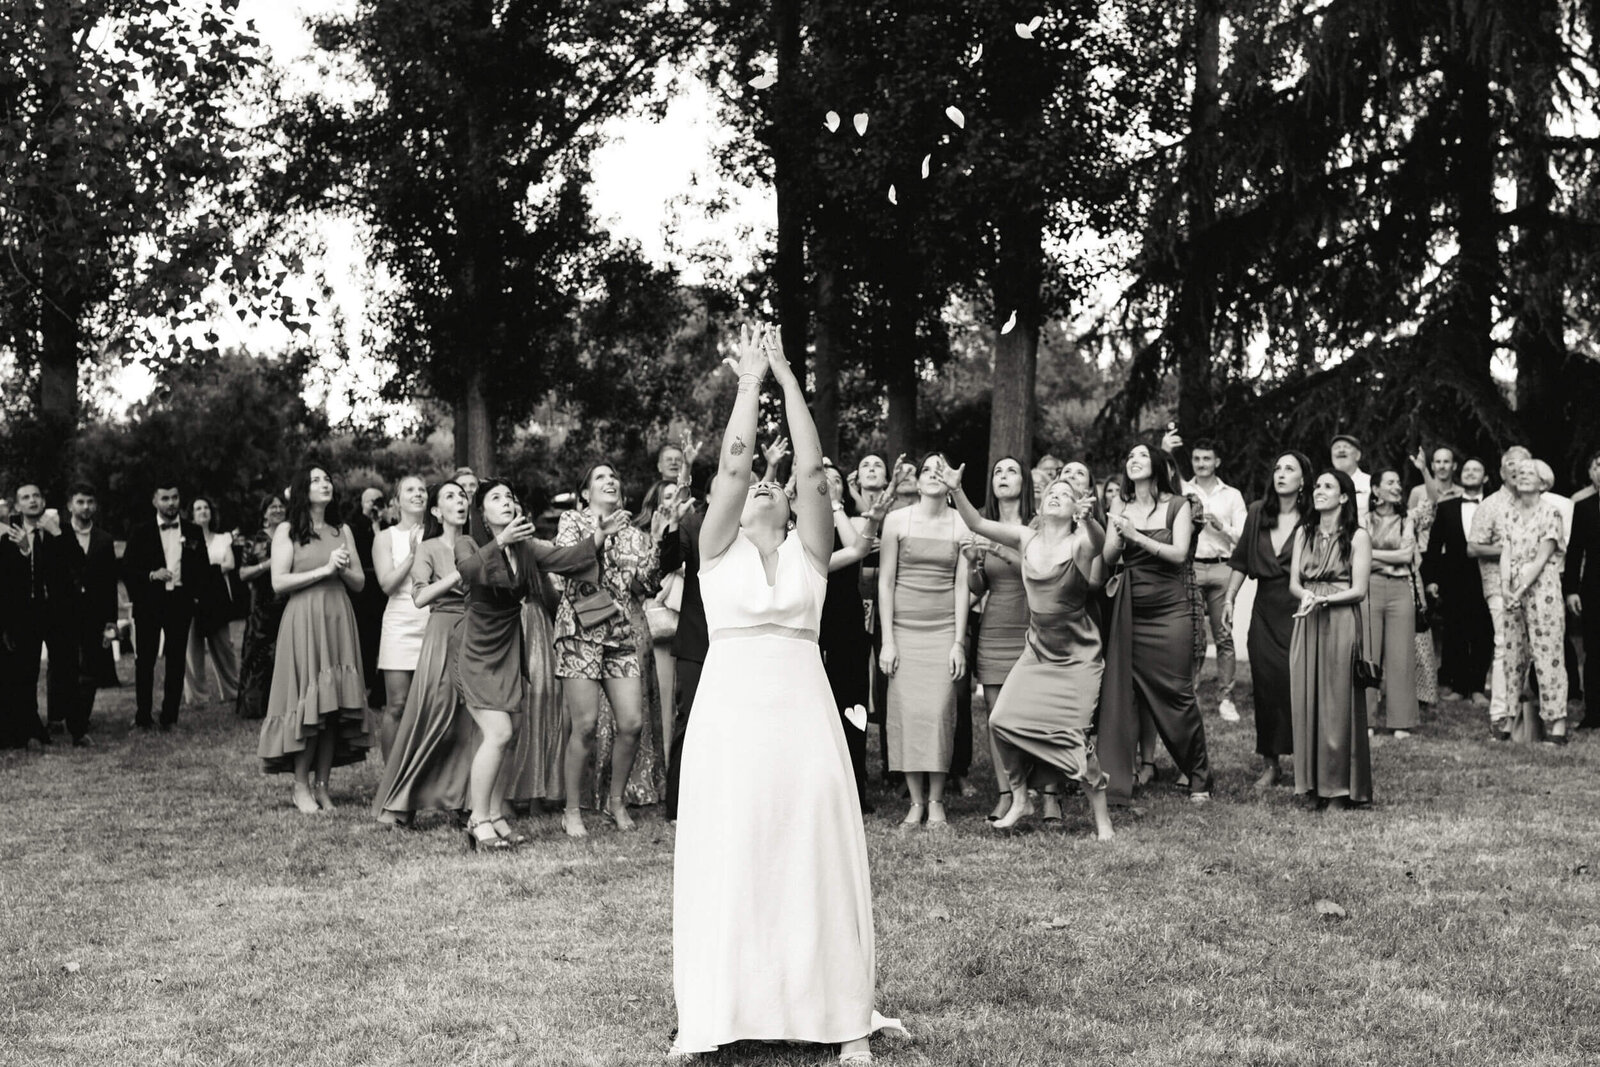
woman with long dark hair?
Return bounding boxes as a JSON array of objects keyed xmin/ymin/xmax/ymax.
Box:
[
  {"xmin": 1226, "ymin": 451, "xmax": 1311, "ymax": 787},
  {"xmin": 1289, "ymin": 469, "xmax": 1373, "ymax": 807},
  {"xmin": 1099, "ymin": 442, "xmax": 1213, "ymax": 805},
  {"xmin": 456, "ymin": 479, "xmax": 618, "ymax": 850},
  {"xmin": 235, "ymin": 493, "xmax": 287, "ymax": 720},
  {"xmin": 372, "ymin": 480, "xmax": 477, "ymax": 827},
  {"xmin": 970, "ymin": 456, "xmax": 1034, "ymax": 822},
  {"xmin": 1365, "ymin": 468, "xmax": 1420, "ymax": 737},
  {"xmin": 184, "ymin": 495, "xmax": 241, "ymax": 705},
  {"xmin": 257, "ymin": 464, "xmax": 369, "ymax": 813}
]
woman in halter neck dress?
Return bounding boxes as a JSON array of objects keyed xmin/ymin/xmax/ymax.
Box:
[{"xmin": 671, "ymin": 325, "xmax": 898, "ymax": 1064}]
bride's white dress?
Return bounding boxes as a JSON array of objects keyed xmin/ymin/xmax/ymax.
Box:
[{"xmin": 672, "ymin": 531, "xmax": 875, "ymax": 1053}]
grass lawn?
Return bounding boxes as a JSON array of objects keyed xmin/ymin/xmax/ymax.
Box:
[{"xmin": 3, "ymin": 668, "xmax": 1599, "ymax": 1067}]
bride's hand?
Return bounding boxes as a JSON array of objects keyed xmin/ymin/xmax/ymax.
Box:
[
  {"xmin": 765, "ymin": 326, "xmax": 798, "ymax": 387},
  {"xmin": 878, "ymin": 641, "xmax": 900, "ymax": 678},
  {"xmin": 723, "ymin": 322, "xmax": 773, "ymax": 382}
]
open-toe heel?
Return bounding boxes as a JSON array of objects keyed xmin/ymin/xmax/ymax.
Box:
[
  {"xmin": 490, "ymin": 815, "xmax": 527, "ymax": 845},
  {"xmin": 465, "ymin": 818, "xmax": 511, "ymax": 851}
]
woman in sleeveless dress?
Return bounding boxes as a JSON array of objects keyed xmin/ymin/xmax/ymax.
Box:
[
  {"xmin": 1226, "ymin": 451, "xmax": 1311, "ymax": 788},
  {"xmin": 234, "ymin": 493, "xmax": 287, "ymax": 720},
  {"xmin": 942, "ymin": 462, "xmax": 1115, "ymax": 839},
  {"xmin": 372, "ymin": 481, "xmax": 478, "ymax": 826},
  {"xmin": 1099, "ymin": 443, "xmax": 1214, "ymax": 806},
  {"xmin": 968, "ymin": 457, "xmax": 1034, "ymax": 822},
  {"xmin": 1289, "ymin": 469, "xmax": 1373, "ymax": 806},
  {"xmin": 257, "ymin": 464, "xmax": 370, "ymax": 814},
  {"xmin": 673, "ymin": 324, "xmax": 896, "ymax": 1063},
  {"xmin": 878, "ymin": 453, "xmax": 971, "ymax": 829},
  {"xmin": 184, "ymin": 495, "xmax": 241, "ymax": 705},
  {"xmin": 373, "ymin": 475, "xmax": 431, "ymax": 760}
]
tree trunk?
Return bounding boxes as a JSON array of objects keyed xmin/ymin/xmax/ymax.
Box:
[
  {"xmin": 770, "ymin": 0, "xmax": 808, "ymax": 385},
  {"xmin": 811, "ymin": 221, "xmax": 845, "ymax": 460},
  {"xmin": 462, "ymin": 368, "xmax": 494, "ymax": 476},
  {"xmin": 36, "ymin": 277, "xmax": 82, "ymax": 489},
  {"xmin": 1173, "ymin": 0, "xmax": 1221, "ymax": 435},
  {"xmin": 988, "ymin": 209, "xmax": 1042, "ymax": 470}
]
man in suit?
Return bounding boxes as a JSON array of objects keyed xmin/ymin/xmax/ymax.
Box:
[
  {"xmin": 1565, "ymin": 449, "xmax": 1600, "ymax": 728},
  {"xmin": 1423, "ymin": 457, "xmax": 1493, "ymax": 704},
  {"xmin": 0, "ymin": 482, "xmax": 68, "ymax": 745},
  {"xmin": 121, "ymin": 480, "xmax": 207, "ymax": 730},
  {"xmin": 659, "ymin": 490, "xmax": 709, "ymax": 823},
  {"xmin": 49, "ymin": 483, "xmax": 119, "ymax": 745}
]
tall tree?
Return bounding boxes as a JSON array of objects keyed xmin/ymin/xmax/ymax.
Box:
[
  {"xmin": 273, "ymin": 0, "xmax": 703, "ymax": 473},
  {"xmin": 0, "ymin": 0, "xmax": 286, "ymax": 487}
]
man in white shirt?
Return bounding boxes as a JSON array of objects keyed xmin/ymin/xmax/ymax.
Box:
[
  {"xmin": 1330, "ymin": 434, "xmax": 1372, "ymax": 524},
  {"xmin": 1408, "ymin": 446, "xmax": 1463, "ymax": 510},
  {"xmin": 1468, "ymin": 445, "xmax": 1532, "ymax": 731},
  {"xmin": 1183, "ymin": 440, "xmax": 1247, "ymax": 722}
]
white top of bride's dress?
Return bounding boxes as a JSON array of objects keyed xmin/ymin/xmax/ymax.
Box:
[{"xmin": 699, "ymin": 531, "xmax": 826, "ymax": 640}]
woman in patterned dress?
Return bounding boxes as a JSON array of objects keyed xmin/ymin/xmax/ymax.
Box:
[
  {"xmin": 234, "ymin": 494, "xmax": 287, "ymax": 720},
  {"xmin": 554, "ymin": 464, "xmax": 666, "ymax": 837},
  {"xmin": 1499, "ymin": 458, "xmax": 1569, "ymax": 743}
]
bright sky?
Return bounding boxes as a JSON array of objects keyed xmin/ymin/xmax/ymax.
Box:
[{"xmin": 113, "ymin": 1, "xmax": 772, "ymax": 423}]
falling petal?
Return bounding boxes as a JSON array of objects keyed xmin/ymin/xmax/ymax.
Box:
[
  {"xmin": 921, "ymin": 154, "xmax": 931, "ymax": 179},
  {"xmin": 824, "ymin": 110, "xmax": 841, "ymax": 132},
  {"xmin": 1001, "ymin": 310, "xmax": 1018, "ymax": 334},
  {"xmin": 946, "ymin": 105, "xmax": 965, "ymax": 128},
  {"xmin": 973, "ymin": 43, "xmax": 983, "ymax": 63},
  {"xmin": 1014, "ymin": 23, "xmax": 1034, "ymax": 39},
  {"xmin": 853, "ymin": 111, "xmax": 869, "ymax": 136},
  {"xmin": 748, "ymin": 72, "xmax": 776, "ymax": 90},
  {"xmin": 1028, "ymin": 15, "xmax": 1043, "ymax": 31},
  {"xmin": 888, "ymin": 184, "xmax": 898, "ymax": 204}
]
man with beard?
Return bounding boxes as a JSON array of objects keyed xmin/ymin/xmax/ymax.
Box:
[
  {"xmin": 122, "ymin": 480, "xmax": 208, "ymax": 730},
  {"xmin": 1409, "ymin": 446, "xmax": 1463, "ymax": 510},
  {"xmin": 1330, "ymin": 433, "xmax": 1373, "ymax": 525},
  {"xmin": 1425, "ymin": 457, "xmax": 1494, "ymax": 705},
  {"xmin": 1467, "ymin": 446, "xmax": 1533, "ymax": 728},
  {"xmin": 0, "ymin": 483, "xmax": 61, "ymax": 748},
  {"xmin": 51, "ymin": 484, "xmax": 119, "ymax": 745}
]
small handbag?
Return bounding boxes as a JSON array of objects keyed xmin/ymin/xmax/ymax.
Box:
[
  {"xmin": 1409, "ymin": 569, "xmax": 1432, "ymax": 634},
  {"xmin": 571, "ymin": 580, "xmax": 620, "ymax": 630},
  {"xmin": 1354, "ymin": 657, "xmax": 1384, "ymax": 690}
]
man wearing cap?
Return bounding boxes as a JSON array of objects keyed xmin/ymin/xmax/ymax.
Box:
[
  {"xmin": 1468, "ymin": 445, "xmax": 1532, "ymax": 732},
  {"xmin": 1330, "ymin": 433, "xmax": 1372, "ymax": 525}
]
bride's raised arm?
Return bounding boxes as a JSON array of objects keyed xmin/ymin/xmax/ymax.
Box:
[
  {"xmin": 766, "ymin": 332, "xmax": 833, "ymax": 572},
  {"xmin": 699, "ymin": 323, "xmax": 771, "ymax": 564}
]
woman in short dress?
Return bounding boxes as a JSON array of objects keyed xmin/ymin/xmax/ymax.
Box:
[
  {"xmin": 969, "ymin": 456, "xmax": 1034, "ymax": 822},
  {"xmin": 1289, "ymin": 469, "xmax": 1373, "ymax": 807},
  {"xmin": 234, "ymin": 494, "xmax": 287, "ymax": 720},
  {"xmin": 878, "ymin": 453, "xmax": 971, "ymax": 829},
  {"xmin": 455, "ymin": 480, "xmax": 615, "ymax": 850},
  {"xmin": 372, "ymin": 480, "xmax": 477, "ymax": 827},
  {"xmin": 373, "ymin": 474, "xmax": 431, "ymax": 759},
  {"xmin": 554, "ymin": 463, "xmax": 665, "ymax": 837},
  {"xmin": 257, "ymin": 464, "xmax": 370, "ymax": 813}
]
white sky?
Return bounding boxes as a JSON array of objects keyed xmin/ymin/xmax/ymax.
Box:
[{"xmin": 113, "ymin": 0, "xmax": 772, "ymax": 422}]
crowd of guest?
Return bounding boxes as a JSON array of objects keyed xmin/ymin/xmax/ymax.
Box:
[{"xmin": 2, "ymin": 427, "xmax": 1594, "ymax": 841}]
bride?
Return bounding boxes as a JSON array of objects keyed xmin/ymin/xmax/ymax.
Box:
[{"xmin": 671, "ymin": 324, "xmax": 889, "ymax": 1063}]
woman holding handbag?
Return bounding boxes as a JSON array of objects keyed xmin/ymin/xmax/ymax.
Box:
[
  {"xmin": 1289, "ymin": 469, "xmax": 1373, "ymax": 808},
  {"xmin": 555, "ymin": 463, "xmax": 666, "ymax": 837},
  {"xmin": 1364, "ymin": 469, "xmax": 1421, "ymax": 737}
]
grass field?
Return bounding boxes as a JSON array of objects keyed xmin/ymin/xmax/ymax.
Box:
[{"xmin": 3, "ymin": 668, "xmax": 1599, "ymax": 1067}]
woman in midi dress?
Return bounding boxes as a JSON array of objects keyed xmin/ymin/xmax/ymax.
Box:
[
  {"xmin": 1226, "ymin": 451, "xmax": 1311, "ymax": 788},
  {"xmin": 234, "ymin": 494, "xmax": 287, "ymax": 720},
  {"xmin": 969, "ymin": 456, "xmax": 1035, "ymax": 822},
  {"xmin": 372, "ymin": 475, "xmax": 430, "ymax": 760},
  {"xmin": 184, "ymin": 495, "xmax": 241, "ymax": 705},
  {"xmin": 878, "ymin": 453, "xmax": 971, "ymax": 829},
  {"xmin": 673, "ymin": 323, "xmax": 893, "ymax": 1063},
  {"xmin": 943, "ymin": 464, "xmax": 1115, "ymax": 838},
  {"xmin": 372, "ymin": 480, "xmax": 478, "ymax": 826},
  {"xmin": 1100, "ymin": 443, "xmax": 1214, "ymax": 806},
  {"xmin": 1289, "ymin": 469, "xmax": 1373, "ymax": 807},
  {"xmin": 1365, "ymin": 469, "xmax": 1421, "ymax": 736},
  {"xmin": 455, "ymin": 479, "xmax": 613, "ymax": 850},
  {"xmin": 256, "ymin": 465, "xmax": 370, "ymax": 814}
]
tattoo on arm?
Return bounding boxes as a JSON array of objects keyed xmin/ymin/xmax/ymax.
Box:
[
  {"xmin": 815, "ymin": 478, "xmax": 829, "ymax": 498},
  {"xmin": 730, "ymin": 437, "xmax": 747, "ymax": 457}
]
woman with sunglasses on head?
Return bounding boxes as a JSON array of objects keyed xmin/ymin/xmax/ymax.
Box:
[
  {"xmin": 455, "ymin": 479, "xmax": 622, "ymax": 850},
  {"xmin": 672, "ymin": 324, "xmax": 894, "ymax": 1064}
]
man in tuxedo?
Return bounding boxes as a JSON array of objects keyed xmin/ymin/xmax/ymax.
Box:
[
  {"xmin": 1, "ymin": 483, "xmax": 69, "ymax": 745},
  {"xmin": 121, "ymin": 481, "xmax": 207, "ymax": 730},
  {"xmin": 1424, "ymin": 457, "xmax": 1493, "ymax": 704},
  {"xmin": 1565, "ymin": 449, "xmax": 1600, "ymax": 728},
  {"xmin": 49, "ymin": 484, "xmax": 119, "ymax": 745},
  {"xmin": 659, "ymin": 493, "xmax": 708, "ymax": 823}
]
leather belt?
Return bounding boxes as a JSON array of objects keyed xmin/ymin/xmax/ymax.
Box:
[{"xmin": 1194, "ymin": 557, "xmax": 1228, "ymax": 564}]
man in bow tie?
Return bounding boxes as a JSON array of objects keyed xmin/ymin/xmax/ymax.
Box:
[
  {"xmin": 120, "ymin": 480, "xmax": 208, "ymax": 731},
  {"xmin": 0, "ymin": 482, "xmax": 63, "ymax": 749}
]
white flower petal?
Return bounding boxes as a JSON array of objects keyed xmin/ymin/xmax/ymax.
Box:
[
  {"xmin": 1001, "ymin": 310, "xmax": 1018, "ymax": 335},
  {"xmin": 974, "ymin": 44, "xmax": 983, "ymax": 63},
  {"xmin": 945, "ymin": 105, "xmax": 965, "ymax": 128},
  {"xmin": 921, "ymin": 154, "xmax": 931, "ymax": 179},
  {"xmin": 888, "ymin": 184, "xmax": 898, "ymax": 204},
  {"xmin": 824, "ymin": 110, "xmax": 841, "ymax": 132},
  {"xmin": 748, "ymin": 72, "xmax": 776, "ymax": 90},
  {"xmin": 1028, "ymin": 15, "xmax": 1043, "ymax": 32},
  {"xmin": 853, "ymin": 111, "xmax": 869, "ymax": 136},
  {"xmin": 1014, "ymin": 23, "xmax": 1034, "ymax": 39}
]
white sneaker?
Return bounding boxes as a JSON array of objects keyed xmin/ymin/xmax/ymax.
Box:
[{"xmin": 1218, "ymin": 698, "xmax": 1239, "ymax": 722}]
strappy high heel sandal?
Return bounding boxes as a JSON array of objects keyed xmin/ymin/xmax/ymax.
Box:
[
  {"xmin": 465, "ymin": 818, "xmax": 511, "ymax": 851},
  {"xmin": 489, "ymin": 815, "xmax": 527, "ymax": 845}
]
